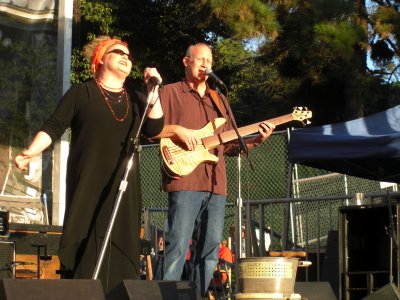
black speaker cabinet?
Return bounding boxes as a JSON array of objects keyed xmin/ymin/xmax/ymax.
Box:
[
  {"xmin": 107, "ymin": 280, "xmax": 202, "ymax": 300},
  {"xmin": 0, "ymin": 279, "xmax": 106, "ymax": 300},
  {"xmin": 361, "ymin": 282, "xmax": 400, "ymax": 300},
  {"xmin": 9, "ymin": 223, "xmax": 62, "ymax": 255},
  {"xmin": 0, "ymin": 242, "xmax": 15, "ymax": 278},
  {"xmin": 339, "ymin": 204, "xmax": 400, "ymax": 300},
  {"xmin": 294, "ymin": 282, "xmax": 337, "ymax": 300}
]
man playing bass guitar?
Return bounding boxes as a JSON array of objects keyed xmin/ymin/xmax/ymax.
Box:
[{"xmin": 153, "ymin": 42, "xmax": 274, "ymax": 297}]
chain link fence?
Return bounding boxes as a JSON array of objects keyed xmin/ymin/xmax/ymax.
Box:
[{"xmin": 140, "ymin": 129, "xmax": 398, "ymax": 249}]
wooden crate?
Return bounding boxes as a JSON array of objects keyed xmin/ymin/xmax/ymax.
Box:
[{"xmin": 15, "ymin": 254, "xmax": 60, "ymax": 279}]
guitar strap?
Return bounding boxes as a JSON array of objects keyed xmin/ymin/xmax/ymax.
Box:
[{"xmin": 209, "ymin": 89, "xmax": 224, "ymax": 117}]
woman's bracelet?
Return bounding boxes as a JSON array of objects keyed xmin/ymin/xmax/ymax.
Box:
[{"xmin": 21, "ymin": 151, "xmax": 31, "ymax": 159}]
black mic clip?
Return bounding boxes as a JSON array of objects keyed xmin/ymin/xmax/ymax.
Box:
[
  {"xmin": 148, "ymin": 76, "xmax": 162, "ymax": 87},
  {"xmin": 205, "ymin": 68, "xmax": 225, "ymax": 87}
]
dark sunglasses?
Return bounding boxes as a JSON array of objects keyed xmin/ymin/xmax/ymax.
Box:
[{"xmin": 106, "ymin": 49, "xmax": 133, "ymax": 62}]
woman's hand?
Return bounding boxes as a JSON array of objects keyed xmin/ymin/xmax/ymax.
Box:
[
  {"xmin": 15, "ymin": 151, "xmax": 32, "ymax": 170},
  {"xmin": 144, "ymin": 67, "xmax": 162, "ymax": 88},
  {"xmin": 14, "ymin": 132, "xmax": 52, "ymax": 170}
]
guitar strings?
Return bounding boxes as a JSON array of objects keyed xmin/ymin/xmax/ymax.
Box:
[
  {"xmin": 165, "ymin": 116, "xmax": 293, "ymax": 156},
  {"xmin": 164, "ymin": 113, "xmax": 308, "ymax": 167},
  {"xmin": 165, "ymin": 131, "xmax": 241, "ymax": 157}
]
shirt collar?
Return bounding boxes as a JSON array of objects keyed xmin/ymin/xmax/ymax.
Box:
[{"xmin": 181, "ymin": 78, "xmax": 211, "ymax": 96}]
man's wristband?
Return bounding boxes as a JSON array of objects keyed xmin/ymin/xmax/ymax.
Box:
[{"xmin": 253, "ymin": 138, "xmax": 260, "ymax": 148}]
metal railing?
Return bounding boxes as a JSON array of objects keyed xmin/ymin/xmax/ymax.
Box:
[
  {"xmin": 143, "ymin": 191, "xmax": 400, "ymax": 299},
  {"xmin": 140, "ymin": 130, "xmax": 399, "ymax": 299}
]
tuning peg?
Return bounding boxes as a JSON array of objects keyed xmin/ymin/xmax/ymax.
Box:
[{"xmin": 300, "ymin": 119, "xmax": 311, "ymax": 126}]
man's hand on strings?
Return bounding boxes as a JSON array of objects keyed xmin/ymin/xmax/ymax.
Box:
[
  {"xmin": 253, "ymin": 122, "xmax": 275, "ymax": 145},
  {"xmin": 173, "ymin": 126, "xmax": 199, "ymax": 151}
]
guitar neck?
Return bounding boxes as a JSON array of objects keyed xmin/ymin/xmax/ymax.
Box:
[{"xmin": 204, "ymin": 114, "xmax": 294, "ymax": 148}]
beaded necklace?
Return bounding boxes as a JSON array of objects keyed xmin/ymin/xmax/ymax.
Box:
[
  {"xmin": 95, "ymin": 79, "xmax": 129, "ymax": 122},
  {"xmin": 102, "ymin": 88, "xmax": 124, "ymax": 103},
  {"xmin": 98, "ymin": 79, "xmax": 123, "ymax": 91}
]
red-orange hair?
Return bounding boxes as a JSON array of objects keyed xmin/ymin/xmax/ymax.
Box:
[{"xmin": 90, "ymin": 38, "xmax": 128, "ymax": 75}]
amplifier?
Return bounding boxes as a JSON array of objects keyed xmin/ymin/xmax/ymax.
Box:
[
  {"xmin": 9, "ymin": 223, "xmax": 62, "ymax": 255},
  {"xmin": 8, "ymin": 223, "xmax": 62, "ymax": 279},
  {"xmin": 0, "ymin": 241, "xmax": 15, "ymax": 278}
]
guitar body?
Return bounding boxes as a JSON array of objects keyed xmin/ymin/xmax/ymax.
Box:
[
  {"xmin": 160, "ymin": 118, "xmax": 226, "ymax": 177},
  {"xmin": 160, "ymin": 107, "xmax": 312, "ymax": 178}
]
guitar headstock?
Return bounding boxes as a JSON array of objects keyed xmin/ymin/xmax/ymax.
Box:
[{"xmin": 292, "ymin": 107, "xmax": 312, "ymax": 125}]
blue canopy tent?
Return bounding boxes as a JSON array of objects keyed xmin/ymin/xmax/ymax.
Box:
[{"xmin": 288, "ymin": 105, "xmax": 400, "ymax": 183}]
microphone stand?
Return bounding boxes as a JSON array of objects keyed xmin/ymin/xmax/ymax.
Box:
[
  {"xmin": 236, "ymin": 153, "xmax": 244, "ymax": 258},
  {"xmin": 216, "ymin": 85, "xmax": 253, "ymax": 170},
  {"xmin": 216, "ymin": 84, "xmax": 253, "ymax": 260},
  {"xmin": 92, "ymin": 84, "xmax": 159, "ymax": 279}
]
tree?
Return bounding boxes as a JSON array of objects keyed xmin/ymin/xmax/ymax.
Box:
[
  {"xmin": 369, "ymin": 0, "xmax": 400, "ymax": 83},
  {"xmin": 71, "ymin": 0, "xmax": 278, "ymax": 125},
  {"xmin": 71, "ymin": 0, "xmax": 400, "ymax": 126}
]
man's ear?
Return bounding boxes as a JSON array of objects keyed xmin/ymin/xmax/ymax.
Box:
[{"xmin": 183, "ymin": 56, "xmax": 189, "ymax": 67}]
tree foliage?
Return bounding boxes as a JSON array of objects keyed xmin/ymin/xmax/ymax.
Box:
[
  {"xmin": 71, "ymin": 0, "xmax": 400, "ymax": 126},
  {"xmin": 369, "ymin": 1, "xmax": 400, "ymax": 82},
  {"xmin": 202, "ymin": 0, "xmax": 279, "ymax": 39}
]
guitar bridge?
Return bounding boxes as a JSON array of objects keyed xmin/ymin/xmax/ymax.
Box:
[{"xmin": 162, "ymin": 146, "xmax": 174, "ymax": 165}]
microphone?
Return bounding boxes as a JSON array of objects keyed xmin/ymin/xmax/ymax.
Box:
[
  {"xmin": 144, "ymin": 68, "xmax": 162, "ymax": 86},
  {"xmin": 148, "ymin": 76, "xmax": 162, "ymax": 86},
  {"xmin": 205, "ymin": 68, "xmax": 225, "ymax": 86}
]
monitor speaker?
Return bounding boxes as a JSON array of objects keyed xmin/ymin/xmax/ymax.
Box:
[
  {"xmin": 361, "ymin": 283, "xmax": 400, "ymax": 300},
  {"xmin": 294, "ymin": 282, "xmax": 337, "ymax": 300},
  {"xmin": 0, "ymin": 278, "xmax": 106, "ymax": 300},
  {"xmin": 0, "ymin": 242, "xmax": 15, "ymax": 278},
  {"xmin": 321, "ymin": 230, "xmax": 339, "ymax": 298},
  {"xmin": 107, "ymin": 280, "xmax": 202, "ymax": 300}
]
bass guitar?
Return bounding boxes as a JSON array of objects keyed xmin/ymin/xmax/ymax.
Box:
[{"xmin": 160, "ymin": 107, "xmax": 312, "ymax": 177}]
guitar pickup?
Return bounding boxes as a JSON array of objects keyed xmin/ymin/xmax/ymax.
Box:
[{"xmin": 162, "ymin": 146, "xmax": 174, "ymax": 165}]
